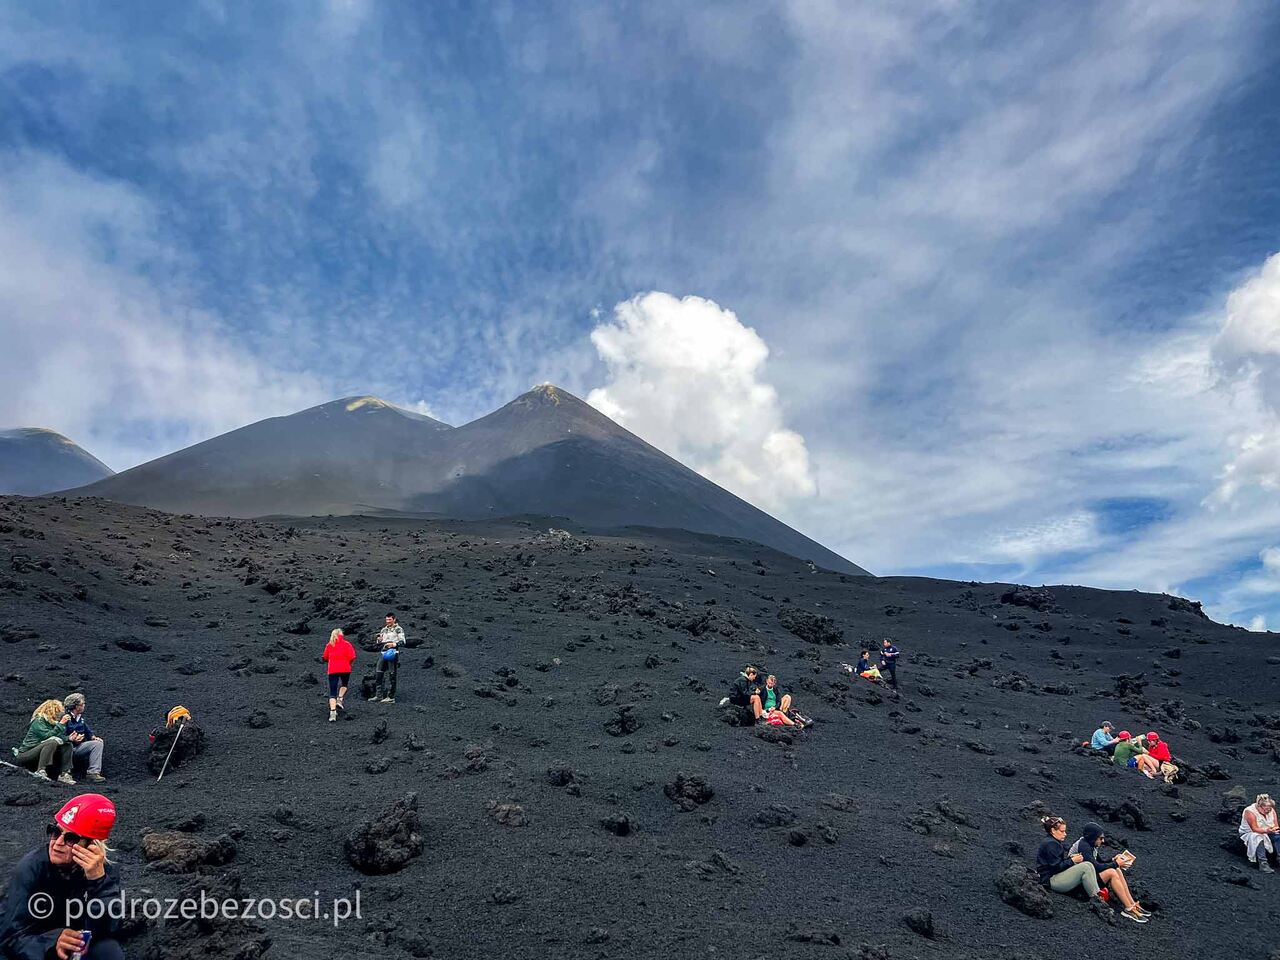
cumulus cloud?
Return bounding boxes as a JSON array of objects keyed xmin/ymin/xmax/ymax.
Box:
[
  {"xmin": 587, "ymin": 293, "xmax": 816, "ymax": 509},
  {"xmin": 0, "ymin": 154, "xmax": 324, "ymax": 469},
  {"xmin": 1210, "ymin": 253, "xmax": 1280, "ymax": 503}
]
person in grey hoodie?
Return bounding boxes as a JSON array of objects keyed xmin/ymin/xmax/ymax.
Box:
[{"xmin": 370, "ymin": 613, "xmax": 406, "ymax": 703}]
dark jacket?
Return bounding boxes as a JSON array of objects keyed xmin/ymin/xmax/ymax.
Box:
[
  {"xmin": 65, "ymin": 714, "xmax": 95, "ymax": 742},
  {"xmin": 1035, "ymin": 837, "xmax": 1077, "ymax": 885},
  {"xmin": 0, "ymin": 847, "xmax": 121, "ymax": 959},
  {"xmin": 1070, "ymin": 823, "xmax": 1118, "ymax": 874},
  {"xmin": 729, "ymin": 674, "xmax": 761, "ymax": 707}
]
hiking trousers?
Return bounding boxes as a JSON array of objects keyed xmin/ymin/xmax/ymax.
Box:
[
  {"xmin": 14, "ymin": 737, "xmax": 72, "ymax": 775},
  {"xmin": 1049, "ymin": 863, "xmax": 1099, "ymax": 897},
  {"xmin": 376, "ymin": 656, "xmax": 399, "ymax": 698},
  {"xmin": 73, "ymin": 738, "xmax": 104, "ymax": 774}
]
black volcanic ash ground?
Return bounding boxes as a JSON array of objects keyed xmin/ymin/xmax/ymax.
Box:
[{"xmin": 1, "ymin": 496, "xmax": 1279, "ymax": 960}]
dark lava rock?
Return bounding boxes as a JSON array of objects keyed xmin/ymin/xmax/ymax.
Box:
[
  {"xmin": 546, "ymin": 764, "xmax": 578, "ymax": 787},
  {"xmin": 601, "ymin": 813, "xmax": 637, "ymax": 836},
  {"xmin": 996, "ymin": 863, "xmax": 1054, "ymax": 918},
  {"xmin": 486, "ymin": 801, "xmax": 526, "ymax": 826},
  {"xmin": 146, "ymin": 720, "xmax": 206, "ymax": 775},
  {"xmin": 4, "ymin": 790, "xmax": 43, "ymax": 807},
  {"xmin": 756, "ymin": 725, "xmax": 795, "ymax": 745},
  {"xmin": 777, "ymin": 606, "xmax": 843, "ymax": 645},
  {"xmin": 371, "ymin": 719, "xmax": 389, "ymax": 744},
  {"xmin": 1000, "ymin": 586, "xmax": 1058, "ymax": 612},
  {"xmin": 664, "ymin": 773, "xmax": 714, "ymax": 812},
  {"xmin": 140, "ymin": 872, "xmax": 271, "ymax": 960},
  {"xmin": 604, "ymin": 704, "xmax": 642, "ymax": 736},
  {"xmin": 1167, "ymin": 595, "xmax": 1207, "ymax": 618},
  {"xmin": 140, "ymin": 831, "xmax": 236, "ymax": 873},
  {"xmin": 115, "ymin": 637, "xmax": 152, "ymax": 653},
  {"xmin": 246, "ymin": 711, "xmax": 272, "ymax": 729},
  {"xmin": 1079, "ymin": 797, "xmax": 1148, "ymax": 831},
  {"xmin": 344, "ymin": 792, "xmax": 424, "ymax": 874},
  {"xmin": 902, "ymin": 908, "xmax": 935, "ymax": 939}
]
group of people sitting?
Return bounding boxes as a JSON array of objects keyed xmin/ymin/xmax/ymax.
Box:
[
  {"xmin": 9, "ymin": 694, "xmax": 107, "ymax": 786},
  {"xmin": 720, "ymin": 665, "xmax": 812, "ymax": 727},
  {"xmin": 1035, "ymin": 815, "xmax": 1152, "ymax": 923},
  {"xmin": 1085, "ymin": 721, "xmax": 1179, "ymax": 784}
]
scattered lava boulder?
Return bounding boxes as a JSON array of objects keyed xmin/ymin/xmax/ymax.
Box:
[{"xmin": 344, "ymin": 792, "xmax": 425, "ymax": 875}]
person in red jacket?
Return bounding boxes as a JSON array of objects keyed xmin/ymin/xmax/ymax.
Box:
[
  {"xmin": 1144, "ymin": 731, "xmax": 1179, "ymax": 783},
  {"xmin": 321, "ymin": 629, "xmax": 357, "ymax": 722}
]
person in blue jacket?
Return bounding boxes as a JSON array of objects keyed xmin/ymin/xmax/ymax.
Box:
[
  {"xmin": 1089, "ymin": 721, "xmax": 1119, "ymax": 755},
  {"xmin": 61, "ymin": 694, "xmax": 106, "ymax": 783},
  {"xmin": 879, "ymin": 639, "xmax": 900, "ymax": 688}
]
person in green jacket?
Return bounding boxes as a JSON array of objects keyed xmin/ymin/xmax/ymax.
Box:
[
  {"xmin": 1111, "ymin": 730, "xmax": 1140, "ymax": 769},
  {"xmin": 11, "ymin": 699, "xmax": 75, "ymax": 784}
]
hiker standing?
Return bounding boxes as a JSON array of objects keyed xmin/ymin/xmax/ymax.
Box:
[
  {"xmin": 879, "ymin": 639, "xmax": 900, "ymax": 689},
  {"xmin": 370, "ymin": 613, "xmax": 405, "ymax": 704},
  {"xmin": 61, "ymin": 694, "xmax": 106, "ymax": 783},
  {"xmin": 321, "ymin": 629, "xmax": 357, "ymax": 722},
  {"xmin": 0, "ymin": 793, "xmax": 123, "ymax": 958}
]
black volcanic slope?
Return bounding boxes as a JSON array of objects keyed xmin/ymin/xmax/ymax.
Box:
[
  {"xmin": 0, "ymin": 428, "xmax": 113, "ymax": 495},
  {"xmin": 71, "ymin": 385, "xmax": 866, "ymax": 576},
  {"xmin": 1, "ymin": 496, "xmax": 1278, "ymax": 960}
]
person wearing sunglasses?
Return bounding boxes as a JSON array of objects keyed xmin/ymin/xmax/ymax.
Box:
[{"xmin": 0, "ymin": 793, "xmax": 122, "ymax": 959}]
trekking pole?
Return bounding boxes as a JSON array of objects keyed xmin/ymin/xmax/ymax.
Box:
[{"xmin": 156, "ymin": 722, "xmax": 185, "ymax": 782}]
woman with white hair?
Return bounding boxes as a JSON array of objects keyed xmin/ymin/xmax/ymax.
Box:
[{"xmin": 1239, "ymin": 793, "xmax": 1280, "ymax": 873}]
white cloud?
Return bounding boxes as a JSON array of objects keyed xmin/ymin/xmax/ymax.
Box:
[
  {"xmin": 0, "ymin": 154, "xmax": 325, "ymax": 469},
  {"xmin": 586, "ymin": 292, "xmax": 816, "ymax": 509}
]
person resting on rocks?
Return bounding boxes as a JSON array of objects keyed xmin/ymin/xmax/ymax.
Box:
[
  {"xmin": 1036, "ymin": 816, "xmax": 1146, "ymax": 922},
  {"xmin": 1070, "ymin": 822, "xmax": 1150, "ymax": 919},
  {"xmin": 1239, "ymin": 793, "xmax": 1280, "ymax": 873},
  {"xmin": 1110, "ymin": 731, "xmax": 1159, "ymax": 778},
  {"xmin": 1142, "ymin": 732, "xmax": 1178, "ymax": 784},
  {"xmin": 856, "ymin": 650, "xmax": 881, "ymax": 681},
  {"xmin": 719, "ymin": 665, "xmax": 763, "ymax": 717},
  {"xmin": 60, "ymin": 694, "xmax": 106, "ymax": 784},
  {"xmin": 1086, "ymin": 721, "xmax": 1118, "ymax": 755},
  {"xmin": 321, "ymin": 628, "xmax": 357, "ymax": 722},
  {"xmin": 759, "ymin": 674, "xmax": 799, "ymax": 727},
  {"xmin": 0, "ymin": 792, "xmax": 122, "ymax": 959},
  {"xmin": 11, "ymin": 700, "xmax": 75, "ymax": 785}
]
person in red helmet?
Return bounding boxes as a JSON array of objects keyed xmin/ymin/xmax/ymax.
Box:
[
  {"xmin": 0, "ymin": 794, "xmax": 122, "ymax": 959},
  {"xmin": 1143, "ymin": 732, "xmax": 1179, "ymax": 784}
]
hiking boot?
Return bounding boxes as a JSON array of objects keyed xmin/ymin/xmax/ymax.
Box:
[
  {"xmin": 336, "ymin": 698, "xmax": 345, "ymax": 711},
  {"xmin": 86, "ymin": 773, "xmax": 106, "ymax": 783},
  {"xmin": 381, "ymin": 697, "xmax": 395, "ymax": 704},
  {"xmin": 367, "ymin": 695, "xmax": 380, "ymax": 701},
  {"xmin": 1120, "ymin": 908, "xmax": 1148, "ymax": 924},
  {"xmin": 1260, "ymin": 858, "xmax": 1275, "ymax": 874},
  {"xmin": 718, "ymin": 697, "xmax": 730, "ymax": 708},
  {"xmin": 56, "ymin": 773, "xmax": 76, "ymax": 786},
  {"xmin": 329, "ymin": 710, "xmax": 337, "ymax": 722},
  {"xmin": 31, "ymin": 770, "xmax": 50, "ymax": 781}
]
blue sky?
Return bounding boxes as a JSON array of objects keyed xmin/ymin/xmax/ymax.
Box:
[{"xmin": 2, "ymin": 2, "xmax": 1280, "ymax": 629}]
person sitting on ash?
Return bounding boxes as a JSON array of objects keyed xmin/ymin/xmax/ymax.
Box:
[
  {"xmin": 759, "ymin": 674, "xmax": 801, "ymax": 726},
  {"xmin": 1035, "ymin": 815, "xmax": 1146, "ymax": 924},
  {"xmin": 1239, "ymin": 793, "xmax": 1280, "ymax": 873},
  {"xmin": 1110, "ymin": 731, "xmax": 1159, "ymax": 778},
  {"xmin": 1142, "ymin": 732, "xmax": 1178, "ymax": 784},
  {"xmin": 1070, "ymin": 822, "xmax": 1151, "ymax": 919},
  {"xmin": 719, "ymin": 665, "xmax": 763, "ymax": 717},
  {"xmin": 11, "ymin": 700, "xmax": 75, "ymax": 785},
  {"xmin": 61, "ymin": 693, "xmax": 106, "ymax": 783},
  {"xmin": 1088, "ymin": 720, "xmax": 1119, "ymax": 755}
]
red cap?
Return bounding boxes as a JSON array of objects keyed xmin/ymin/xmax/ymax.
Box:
[
  {"xmin": 1117, "ymin": 730, "xmax": 1132, "ymax": 740},
  {"xmin": 1146, "ymin": 731, "xmax": 1159, "ymax": 742},
  {"xmin": 53, "ymin": 793, "xmax": 116, "ymax": 841}
]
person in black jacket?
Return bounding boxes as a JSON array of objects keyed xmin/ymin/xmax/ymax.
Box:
[
  {"xmin": 0, "ymin": 793, "xmax": 123, "ymax": 959},
  {"xmin": 720, "ymin": 666, "xmax": 763, "ymax": 720},
  {"xmin": 1071, "ymin": 822, "xmax": 1150, "ymax": 919},
  {"xmin": 1036, "ymin": 816, "xmax": 1146, "ymax": 924}
]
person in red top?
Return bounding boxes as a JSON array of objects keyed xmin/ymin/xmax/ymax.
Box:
[
  {"xmin": 321, "ymin": 629, "xmax": 357, "ymax": 722},
  {"xmin": 1144, "ymin": 731, "xmax": 1179, "ymax": 783}
]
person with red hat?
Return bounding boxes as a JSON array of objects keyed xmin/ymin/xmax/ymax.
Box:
[
  {"xmin": 0, "ymin": 794, "xmax": 123, "ymax": 959},
  {"xmin": 1143, "ymin": 732, "xmax": 1179, "ymax": 784}
]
